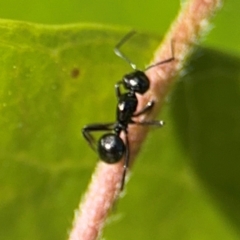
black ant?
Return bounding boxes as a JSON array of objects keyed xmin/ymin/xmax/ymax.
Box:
[{"xmin": 82, "ymin": 31, "xmax": 174, "ymax": 190}]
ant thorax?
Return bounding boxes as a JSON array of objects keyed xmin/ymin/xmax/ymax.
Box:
[{"xmin": 117, "ymin": 92, "xmax": 138, "ymax": 123}]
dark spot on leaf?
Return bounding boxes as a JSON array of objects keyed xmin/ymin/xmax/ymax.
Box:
[{"xmin": 71, "ymin": 68, "xmax": 80, "ymax": 78}]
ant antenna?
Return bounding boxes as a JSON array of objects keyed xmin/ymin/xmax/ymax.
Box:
[
  {"xmin": 114, "ymin": 30, "xmax": 137, "ymax": 70},
  {"xmin": 144, "ymin": 39, "xmax": 175, "ymax": 71},
  {"xmin": 115, "ymin": 31, "xmax": 175, "ymax": 72}
]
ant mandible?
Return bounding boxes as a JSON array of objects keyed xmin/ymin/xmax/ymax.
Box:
[{"xmin": 82, "ymin": 31, "xmax": 174, "ymax": 190}]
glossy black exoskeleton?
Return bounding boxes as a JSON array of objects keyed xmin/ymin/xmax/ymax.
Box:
[{"xmin": 82, "ymin": 31, "xmax": 174, "ymax": 190}]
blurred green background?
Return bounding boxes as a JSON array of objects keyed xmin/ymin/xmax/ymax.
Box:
[
  {"xmin": 0, "ymin": 1, "xmax": 240, "ymax": 240},
  {"xmin": 0, "ymin": 0, "xmax": 239, "ymax": 54}
]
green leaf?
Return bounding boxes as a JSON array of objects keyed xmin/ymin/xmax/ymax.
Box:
[
  {"xmin": 0, "ymin": 20, "xmax": 240, "ymax": 240},
  {"xmin": 0, "ymin": 20, "xmax": 162, "ymax": 240}
]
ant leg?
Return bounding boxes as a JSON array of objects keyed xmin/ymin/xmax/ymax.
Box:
[
  {"xmin": 115, "ymin": 81, "xmax": 124, "ymax": 99},
  {"xmin": 82, "ymin": 123, "xmax": 115, "ymax": 151},
  {"xmin": 114, "ymin": 30, "xmax": 137, "ymax": 70},
  {"xmin": 133, "ymin": 100, "xmax": 155, "ymax": 117},
  {"xmin": 145, "ymin": 40, "xmax": 175, "ymax": 71},
  {"xmin": 119, "ymin": 119, "xmax": 164, "ymax": 190},
  {"xmin": 120, "ymin": 131, "xmax": 129, "ymax": 191},
  {"xmin": 134, "ymin": 120, "xmax": 165, "ymax": 127}
]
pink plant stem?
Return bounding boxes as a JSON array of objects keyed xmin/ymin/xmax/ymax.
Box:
[{"xmin": 68, "ymin": 0, "xmax": 222, "ymax": 239}]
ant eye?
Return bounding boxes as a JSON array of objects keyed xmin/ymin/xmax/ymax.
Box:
[{"xmin": 129, "ymin": 79, "xmax": 137, "ymax": 86}]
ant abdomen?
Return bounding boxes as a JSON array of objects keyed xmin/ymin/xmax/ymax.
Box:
[{"xmin": 98, "ymin": 133, "xmax": 126, "ymax": 164}]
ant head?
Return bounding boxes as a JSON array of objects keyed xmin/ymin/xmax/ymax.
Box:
[{"xmin": 123, "ymin": 70, "xmax": 150, "ymax": 94}]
